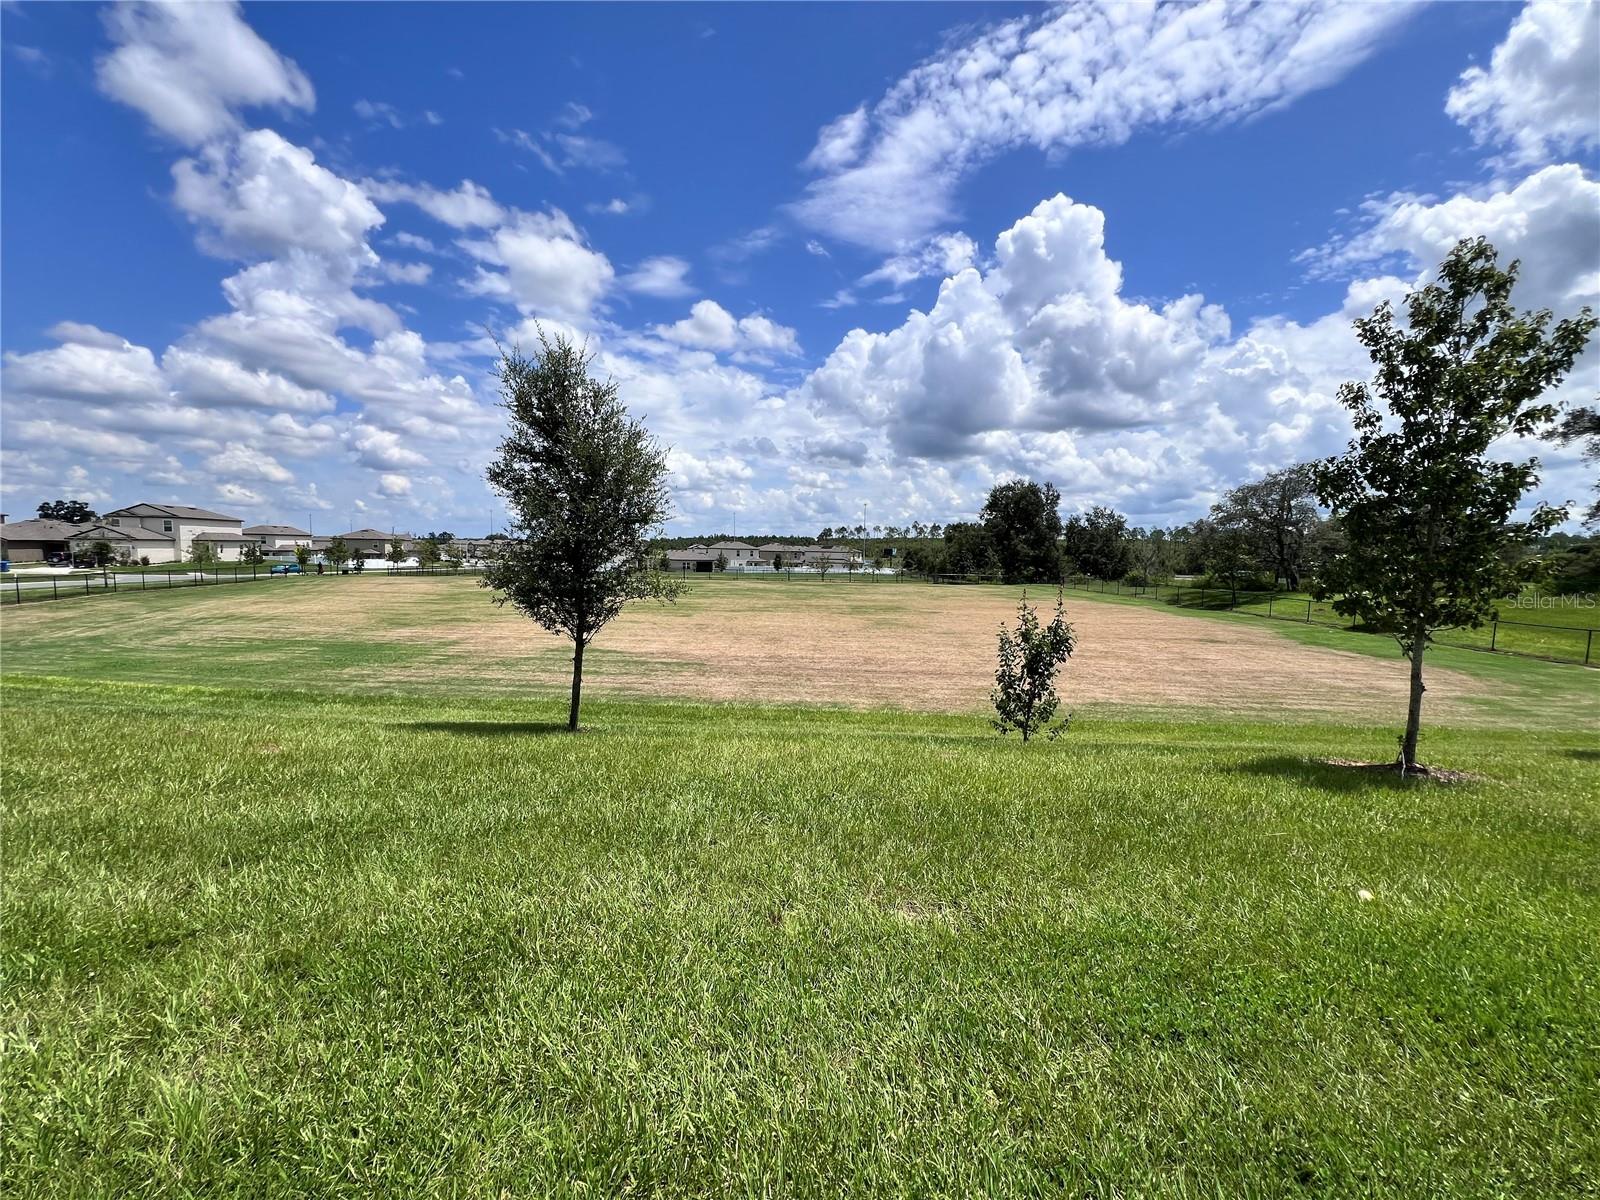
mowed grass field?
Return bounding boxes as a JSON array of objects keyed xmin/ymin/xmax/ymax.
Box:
[{"xmin": 3, "ymin": 576, "xmax": 1598, "ymax": 1196}]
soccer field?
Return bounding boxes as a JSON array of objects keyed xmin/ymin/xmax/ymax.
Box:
[{"xmin": 3, "ymin": 578, "xmax": 1597, "ymax": 1195}]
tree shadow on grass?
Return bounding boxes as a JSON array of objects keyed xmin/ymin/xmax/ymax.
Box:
[
  {"xmin": 1567, "ymin": 748, "xmax": 1600, "ymax": 762},
  {"xmin": 1234, "ymin": 755, "xmax": 1437, "ymax": 792},
  {"xmin": 402, "ymin": 720, "xmax": 572, "ymax": 737}
]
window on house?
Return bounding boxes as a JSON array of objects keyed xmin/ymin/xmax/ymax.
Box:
[
  {"xmin": 109, "ymin": 518, "xmax": 120, "ymax": 526},
  {"xmin": 163, "ymin": 519, "xmax": 173, "ymax": 532}
]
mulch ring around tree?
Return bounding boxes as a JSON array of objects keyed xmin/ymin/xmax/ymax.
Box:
[{"xmin": 1322, "ymin": 758, "xmax": 1482, "ymax": 784}]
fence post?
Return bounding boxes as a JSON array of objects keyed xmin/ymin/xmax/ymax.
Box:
[
  {"xmin": 1268, "ymin": 596, "xmax": 1274, "ymax": 619},
  {"xmin": 1490, "ymin": 618, "xmax": 1498, "ymax": 651},
  {"xmin": 53, "ymin": 578, "xmax": 59, "ymax": 601},
  {"xmin": 1586, "ymin": 628, "xmax": 1593, "ymax": 667},
  {"xmin": 84, "ymin": 576, "xmax": 90, "ymax": 596},
  {"xmin": 14, "ymin": 578, "xmax": 20, "ymax": 604},
  {"xmin": 1306, "ymin": 599, "xmax": 1312, "ymax": 623}
]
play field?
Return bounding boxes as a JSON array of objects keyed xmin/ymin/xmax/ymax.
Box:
[
  {"xmin": 3, "ymin": 575, "xmax": 1597, "ymax": 1195},
  {"xmin": 0, "ymin": 573, "xmax": 1593, "ymax": 728}
]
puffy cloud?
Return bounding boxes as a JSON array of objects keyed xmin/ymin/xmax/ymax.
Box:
[
  {"xmin": 653, "ymin": 300, "xmax": 800, "ymax": 357},
  {"xmin": 378, "ymin": 473, "xmax": 413, "ymax": 497},
  {"xmin": 4, "ymin": 327, "xmax": 167, "ymax": 404},
  {"xmin": 363, "ymin": 178, "xmax": 505, "ymax": 229},
  {"xmin": 348, "ymin": 425, "xmax": 429, "ymax": 470},
  {"xmin": 1301, "ymin": 164, "xmax": 1600, "ymax": 310},
  {"xmin": 860, "ymin": 233, "xmax": 977, "ymax": 289},
  {"xmin": 461, "ymin": 210, "xmax": 615, "ymax": 320},
  {"xmin": 161, "ymin": 347, "xmax": 335, "ymax": 414},
  {"xmin": 96, "ymin": 1, "xmax": 314, "ymax": 146},
  {"xmin": 172, "ymin": 129, "xmax": 383, "ymax": 261},
  {"xmin": 621, "ymin": 256, "xmax": 694, "ymax": 298},
  {"xmin": 203, "ymin": 442, "xmax": 294, "ymax": 483},
  {"xmin": 1446, "ymin": 0, "xmax": 1600, "ymax": 167},
  {"xmin": 800, "ymin": 195, "xmax": 1228, "ymax": 457},
  {"xmin": 793, "ymin": 2, "xmax": 1414, "ymax": 250}
]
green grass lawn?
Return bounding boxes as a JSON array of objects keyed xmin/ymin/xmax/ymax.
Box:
[
  {"xmin": 4, "ymin": 671, "xmax": 1598, "ymax": 1197},
  {"xmin": 1064, "ymin": 579, "xmax": 1600, "ymax": 665}
]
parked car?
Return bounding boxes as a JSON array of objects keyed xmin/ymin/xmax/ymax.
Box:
[{"xmin": 270, "ymin": 563, "xmax": 303, "ymax": 575}]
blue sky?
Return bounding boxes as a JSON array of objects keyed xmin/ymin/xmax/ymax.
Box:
[{"xmin": 3, "ymin": 1, "xmax": 1597, "ymax": 536}]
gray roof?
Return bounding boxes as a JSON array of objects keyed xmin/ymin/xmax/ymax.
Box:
[
  {"xmin": 105, "ymin": 502, "xmax": 241, "ymax": 523},
  {"xmin": 0, "ymin": 519, "xmax": 90, "ymax": 542},
  {"xmin": 243, "ymin": 524, "xmax": 310, "ymax": 537},
  {"xmin": 709, "ymin": 540, "xmax": 754, "ymax": 549},
  {"xmin": 758, "ymin": 542, "xmax": 807, "ymax": 551},
  {"xmin": 68, "ymin": 523, "xmax": 174, "ymax": 542},
  {"xmin": 192, "ymin": 530, "xmax": 255, "ymax": 542},
  {"xmin": 336, "ymin": 528, "xmax": 408, "ymax": 540}
]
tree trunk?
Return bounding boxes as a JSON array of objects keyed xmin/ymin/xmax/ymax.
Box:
[
  {"xmin": 1401, "ymin": 635, "xmax": 1426, "ymax": 771},
  {"xmin": 568, "ymin": 637, "xmax": 585, "ymax": 732}
]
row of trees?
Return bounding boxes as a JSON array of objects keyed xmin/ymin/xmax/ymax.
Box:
[
  {"xmin": 818, "ymin": 522, "xmax": 946, "ymax": 542},
  {"xmin": 896, "ymin": 472, "xmax": 1340, "ymax": 592}
]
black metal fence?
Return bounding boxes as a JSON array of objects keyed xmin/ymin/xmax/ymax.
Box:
[{"xmin": 1, "ymin": 565, "xmax": 278, "ymax": 607}]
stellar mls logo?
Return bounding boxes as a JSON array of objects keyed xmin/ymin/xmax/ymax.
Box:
[{"xmin": 1505, "ymin": 593, "xmax": 1598, "ymax": 610}]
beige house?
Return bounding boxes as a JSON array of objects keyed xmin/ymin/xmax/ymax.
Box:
[
  {"xmin": 332, "ymin": 528, "xmax": 410, "ymax": 559},
  {"xmin": 244, "ymin": 524, "xmax": 313, "ymax": 551},
  {"xmin": 76, "ymin": 503, "xmax": 246, "ymax": 563},
  {"xmin": 709, "ymin": 540, "xmax": 760, "ymax": 565},
  {"xmin": 67, "ymin": 522, "xmax": 177, "ymax": 563}
]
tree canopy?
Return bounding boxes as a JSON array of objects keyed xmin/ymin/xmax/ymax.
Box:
[
  {"xmin": 1061, "ymin": 506, "xmax": 1132, "ymax": 580},
  {"xmin": 37, "ymin": 500, "xmax": 98, "ymax": 524},
  {"xmin": 980, "ymin": 479, "xmax": 1064, "ymax": 584},
  {"xmin": 481, "ymin": 332, "xmax": 682, "ymax": 731},
  {"xmin": 1314, "ymin": 236, "xmax": 1595, "ymax": 772}
]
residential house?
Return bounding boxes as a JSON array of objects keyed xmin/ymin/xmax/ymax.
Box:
[
  {"xmin": 709, "ymin": 540, "xmax": 760, "ymax": 565},
  {"xmin": 73, "ymin": 503, "xmax": 245, "ymax": 563},
  {"xmin": 243, "ymin": 524, "xmax": 313, "ymax": 552},
  {"xmin": 66, "ymin": 522, "xmax": 177, "ymax": 563},
  {"xmin": 0, "ymin": 517, "xmax": 90, "ymax": 563},
  {"xmin": 331, "ymin": 528, "xmax": 411, "ymax": 559},
  {"xmin": 665, "ymin": 544, "xmax": 716, "ymax": 572}
]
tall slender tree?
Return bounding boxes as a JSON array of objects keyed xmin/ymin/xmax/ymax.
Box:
[
  {"xmin": 482, "ymin": 332, "xmax": 682, "ymax": 731},
  {"xmin": 1315, "ymin": 238, "xmax": 1595, "ymax": 774}
]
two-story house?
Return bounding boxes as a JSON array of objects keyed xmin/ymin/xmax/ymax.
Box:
[{"xmin": 68, "ymin": 503, "xmax": 246, "ymax": 563}]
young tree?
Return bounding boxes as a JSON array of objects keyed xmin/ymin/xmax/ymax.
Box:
[
  {"xmin": 88, "ymin": 539, "xmax": 115, "ymax": 567},
  {"xmin": 324, "ymin": 536, "xmax": 349, "ymax": 573},
  {"xmin": 241, "ymin": 543, "xmax": 265, "ymax": 566},
  {"xmin": 481, "ymin": 332, "xmax": 683, "ymax": 731},
  {"xmin": 416, "ymin": 538, "xmax": 443, "ymax": 569},
  {"xmin": 387, "ymin": 536, "xmax": 406, "ymax": 567},
  {"xmin": 37, "ymin": 499, "xmax": 98, "ymax": 524},
  {"xmin": 992, "ymin": 591, "xmax": 1076, "ymax": 742},
  {"xmin": 980, "ymin": 479, "xmax": 1065, "ymax": 583},
  {"xmin": 812, "ymin": 553, "xmax": 832, "ymax": 582},
  {"xmin": 1315, "ymin": 237, "xmax": 1595, "ymax": 774},
  {"xmin": 294, "ymin": 545, "xmax": 311, "ymax": 571},
  {"xmin": 191, "ymin": 540, "xmax": 218, "ymax": 567},
  {"xmin": 714, "ymin": 551, "xmax": 729, "ymax": 572},
  {"xmin": 1552, "ymin": 406, "xmax": 1599, "ymax": 528}
]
